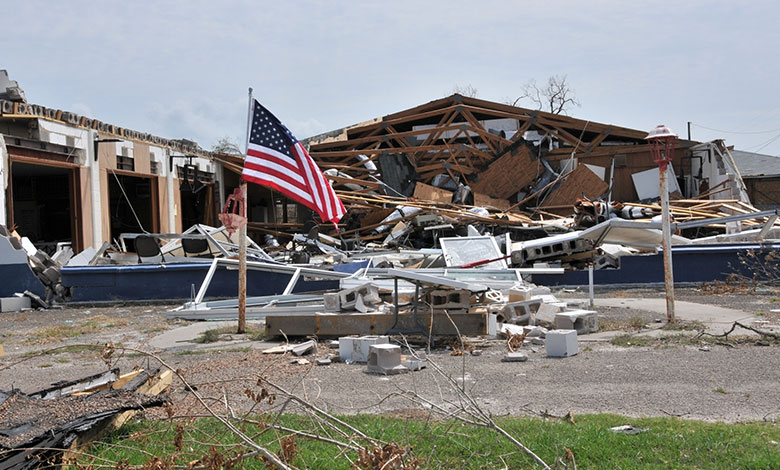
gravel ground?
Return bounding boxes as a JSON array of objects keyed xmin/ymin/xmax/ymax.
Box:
[{"xmin": 2, "ymin": 290, "xmax": 780, "ymax": 424}]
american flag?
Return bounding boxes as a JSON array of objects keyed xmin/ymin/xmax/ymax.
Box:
[{"xmin": 242, "ymin": 99, "xmax": 345, "ymax": 225}]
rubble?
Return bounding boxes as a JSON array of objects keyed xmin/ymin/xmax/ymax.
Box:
[{"xmin": 0, "ymin": 368, "xmax": 171, "ymax": 469}]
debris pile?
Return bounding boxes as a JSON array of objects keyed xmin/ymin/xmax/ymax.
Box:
[{"xmin": 0, "ymin": 368, "xmax": 171, "ymax": 469}]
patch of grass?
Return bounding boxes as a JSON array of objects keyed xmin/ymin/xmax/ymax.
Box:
[
  {"xmin": 173, "ymin": 349, "xmax": 208, "ymax": 356},
  {"xmin": 29, "ymin": 315, "xmax": 129, "ymax": 343},
  {"xmin": 38, "ymin": 363, "xmax": 52, "ymax": 368},
  {"xmin": 714, "ymin": 387, "xmax": 728, "ymax": 394},
  {"xmin": 142, "ymin": 326, "xmax": 167, "ymax": 334},
  {"xmin": 662, "ymin": 320, "xmax": 705, "ymax": 331},
  {"xmin": 599, "ymin": 315, "xmax": 648, "ymax": 332},
  {"xmin": 54, "ymin": 357, "xmax": 70, "ymax": 363},
  {"xmin": 23, "ymin": 344, "xmax": 101, "ymax": 357},
  {"xmin": 84, "ymin": 414, "xmax": 780, "ymax": 469},
  {"xmin": 611, "ymin": 333, "xmax": 779, "ymax": 348},
  {"xmin": 610, "ymin": 334, "xmax": 656, "ymax": 347},
  {"xmin": 193, "ymin": 326, "xmax": 265, "ymax": 344}
]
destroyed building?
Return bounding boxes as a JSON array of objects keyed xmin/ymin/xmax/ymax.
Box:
[
  {"xmin": 0, "ymin": 70, "xmax": 220, "ymax": 254},
  {"xmin": 304, "ymin": 93, "xmax": 749, "ymax": 213}
]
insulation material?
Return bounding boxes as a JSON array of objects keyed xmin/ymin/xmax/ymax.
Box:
[
  {"xmin": 471, "ymin": 145, "xmax": 538, "ymax": 199},
  {"xmin": 542, "ymin": 165, "xmax": 609, "ymax": 208}
]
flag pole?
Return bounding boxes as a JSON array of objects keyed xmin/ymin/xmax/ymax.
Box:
[{"xmin": 238, "ymin": 87, "xmax": 253, "ymax": 334}]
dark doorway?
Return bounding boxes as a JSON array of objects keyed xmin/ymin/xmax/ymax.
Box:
[
  {"xmin": 11, "ymin": 162, "xmax": 73, "ymax": 252},
  {"xmin": 180, "ymin": 183, "xmax": 214, "ymax": 228},
  {"xmin": 107, "ymin": 173, "xmax": 158, "ymax": 242}
]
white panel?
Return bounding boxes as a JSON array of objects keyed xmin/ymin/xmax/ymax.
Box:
[
  {"xmin": 631, "ymin": 166, "xmax": 680, "ymax": 200},
  {"xmin": 584, "ymin": 164, "xmax": 606, "ymax": 180}
]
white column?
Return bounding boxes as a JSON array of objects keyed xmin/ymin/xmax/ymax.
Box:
[
  {"xmin": 166, "ymin": 149, "xmax": 176, "ymax": 232},
  {"xmin": 0, "ymin": 134, "xmax": 7, "ymax": 227},
  {"xmin": 87, "ymin": 130, "xmax": 103, "ymax": 249}
]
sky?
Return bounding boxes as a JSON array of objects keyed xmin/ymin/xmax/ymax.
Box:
[{"xmin": 3, "ymin": 1, "xmax": 780, "ymax": 156}]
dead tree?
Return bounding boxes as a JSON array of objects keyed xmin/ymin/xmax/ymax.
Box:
[
  {"xmin": 511, "ymin": 75, "xmax": 579, "ymax": 115},
  {"xmin": 453, "ymin": 84, "xmax": 478, "ymax": 98}
]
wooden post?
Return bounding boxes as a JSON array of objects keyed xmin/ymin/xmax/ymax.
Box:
[
  {"xmin": 238, "ymin": 87, "xmax": 253, "ymax": 334},
  {"xmin": 238, "ymin": 181, "xmax": 247, "ymax": 334}
]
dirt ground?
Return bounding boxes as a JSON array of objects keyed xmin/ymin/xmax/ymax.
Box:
[{"xmin": 2, "ymin": 287, "xmax": 780, "ymax": 424}]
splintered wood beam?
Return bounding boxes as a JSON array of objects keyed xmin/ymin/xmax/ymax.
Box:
[
  {"xmin": 325, "ymin": 174, "xmax": 383, "ymax": 188},
  {"xmin": 342, "ymin": 152, "xmax": 381, "ymax": 170}
]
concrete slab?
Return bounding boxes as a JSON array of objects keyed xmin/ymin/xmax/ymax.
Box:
[{"xmin": 593, "ymin": 298, "xmax": 757, "ymax": 335}]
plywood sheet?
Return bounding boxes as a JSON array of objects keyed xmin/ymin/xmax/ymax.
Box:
[
  {"xmin": 542, "ymin": 164, "xmax": 609, "ymax": 208},
  {"xmin": 473, "ymin": 192, "xmax": 510, "ymax": 210},
  {"xmin": 471, "ymin": 145, "xmax": 537, "ymax": 199},
  {"xmin": 413, "ymin": 182, "xmax": 453, "ymax": 204}
]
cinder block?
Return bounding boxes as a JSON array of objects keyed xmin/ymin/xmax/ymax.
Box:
[
  {"xmin": 502, "ymin": 352, "xmax": 528, "ymax": 362},
  {"xmin": 500, "ymin": 299, "xmax": 543, "ymax": 325},
  {"xmin": 339, "ymin": 335, "xmax": 389, "ymax": 363},
  {"xmin": 535, "ymin": 302, "xmax": 565, "ymax": 326},
  {"xmin": 367, "ymin": 344, "xmax": 407, "ymax": 375},
  {"xmin": 555, "ymin": 310, "xmax": 598, "ymax": 334},
  {"xmin": 546, "ymin": 330, "xmax": 578, "ymax": 357},
  {"xmin": 429, "ymin": 289, "xmax": 470, "ymax": 309},
  {"xmin": 403, "ymin": 357, "xmax": 427, "ymax": 371},
  {"xmin": 41, "ymin": 266, "xmax": 61, "ymax": 285},
  {"xmin": 323, "ymin": 293, "xmax": 341, "ymax": 312},
  {"xmin": 339, "ymin": 283, "xmax": 380, "ymax": 311},
  {"xmin": 1, "ymin": 296, "xmax": 31, "ymax": 312}
]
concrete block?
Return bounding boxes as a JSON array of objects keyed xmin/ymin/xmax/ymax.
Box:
[
  {"xmin": 316, "ymin": 357, "xmax": 332, "ymax": 366},
  {"xmin": 535, "ymin": 302, "xmax": 564, "ymax": 326},
  {"xmin": 487, "ymin": 313, "xmax": 498, "ymax": 336},
  {"xmin": 523, "ymin": 326, "xmax": 548, "ymax": 338},
  {"xmin": 502, "ymin": 352, "xmax": 528, "ymax": 362},
  {"xmin": 555, "ymin": 310, "xmax": 598, "ymax": 334},
  {"xmin": 500, "ymin": 299, "xmax": 543, "ymax": 325},
  {"xmin": 339, "ymin": 283, "xmax": 380, "ymax": 311},
  {"xmin": 402, "ymin": 357, "xmax": 427, "ymax": 371},
  {"xmin": 1, "ymin": 296, "xmax": 31, "ymax": 312},
  {"xmin": 367, "ymin": 344, "xmax": 407, "ymax": 375},
  {"xmin": 292, "ymin": 340, "xmax": 316, "ymax": 356},
  {"xmin": 323, "ymin": 293, "xmax": 341, "ymax": 312},
  {"xmin": 41, "ymin": 266, "xmax": 61, "ymax": 285},
  {"xmin": 339, "ymin": 335, "xmax": 389, "ymax": 363},
  {"xmin": 429, "ymin": 289, "xmax": 470, "ymax": 310},
  {"xmin": 546, "ymin": 330, "xmax": 578, "ymax": 357}
]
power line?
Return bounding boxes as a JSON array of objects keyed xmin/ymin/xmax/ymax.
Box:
[{"xmin": 691, "ymin": 122, "xmax": 780, "ymax": 135}]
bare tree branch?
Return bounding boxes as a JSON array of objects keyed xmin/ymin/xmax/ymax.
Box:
[{"xmin": 510, "ymin": 75, "xmax": 580, "ymax": 115}]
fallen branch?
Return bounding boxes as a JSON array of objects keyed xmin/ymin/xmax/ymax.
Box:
[{"xmin": 698, "ymin": 321, "xmax": 780, "ymax": 340}]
